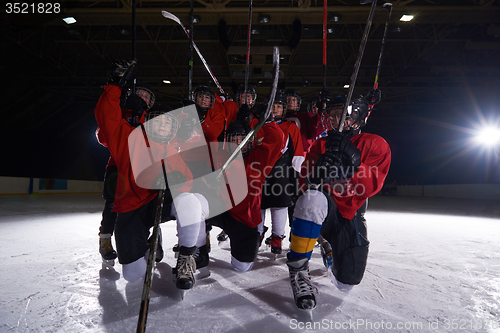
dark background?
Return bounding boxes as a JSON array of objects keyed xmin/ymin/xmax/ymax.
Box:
[{"xmin": 2, "ymin": 0, "xmax": 500, "ymax": 185}]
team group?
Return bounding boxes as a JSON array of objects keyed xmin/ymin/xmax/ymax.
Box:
[{"xmin": 94, "ymin": 58, "xmax": 391, "ymax": 312}]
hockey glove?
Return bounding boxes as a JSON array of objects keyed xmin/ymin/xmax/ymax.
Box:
[
  {"xmin": 125, "ymin": 94, "xmax": 148, "ymax": 119},
  {"xmin": 364, "ymin": 88, "xmax": 381, "ymax": 106},
  {"xmin": 307, "ymin": 153, "xmax": 342, "ymax": 187},
  {"xmin": 108, "ymin": 59, "xmax": 138, "ymax": 89},
  {"xmin": 236, "ymin": 104, "xmax": 251, "ymax": 121},
  {"xmin": 253, "ymin": 103, "xmax": 273, "ymax": 122},
  {"xmin": 166, "ymin": 170, "xmax": 187, "ymax": 188},
  {"xmin": 325, "ymin": 130, "xmax": 361, "ymax": 178},
  {"xmin": 177, "ymin": 116, "xmax": 196, "ymax": 141}
]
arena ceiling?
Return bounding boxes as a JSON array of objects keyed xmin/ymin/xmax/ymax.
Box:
[{"xmin": 3, "ymin": 0, "xmax": 500, "ymax": 107}]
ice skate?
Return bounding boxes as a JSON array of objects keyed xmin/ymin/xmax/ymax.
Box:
[
  {"xmin": 216, "ymin": 230, "xmax": 228, "ymax": 244},
  {"xmin": 318, "ymin": 235, "xmax": 332, "ymax": 270},
  {"xmin": 99, "ymin": 234, "xmax": 117, "ymax": 266},
  {"xmin": 172, "ymin": 246, "xmax": 196, "ymax": 299},
  {"xmin": 172, "ymin": 243, "xmax": 179, "ymax": 258},
  {"xmin": 147, "ymin": 228, "xmax": 163, "ymax": 263},
  {"xmin": 269, "ymin": 234, "xmax": 285, "ymax": 260},
  {"xmin": 193, "ymin": 245, "xmax": 210, "ymax": 280},
  {"xmin": 258, "ymin": 226, "xmax": 269, "ymax": 247},
  {"xmin": 286, "ymin": 255, "xmax": 318, "ymax": 319}
]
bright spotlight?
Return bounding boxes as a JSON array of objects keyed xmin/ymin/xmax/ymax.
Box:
[{"xmin": 475, "ymin": 126, "xmax": 500, "ymax": 146}]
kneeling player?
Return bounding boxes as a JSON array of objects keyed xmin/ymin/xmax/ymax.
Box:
[{"xmin": 286, "ymin": 95, "xmax": 391, "ymax": 311}]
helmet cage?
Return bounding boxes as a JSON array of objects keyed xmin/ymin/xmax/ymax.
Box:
[
  {"xmin": 192, "ymin": 85, "xmax": 215, "ymax": 112},
  {"xmin": 236, "ymin": 85, "xmax": 257, "ymax": 107},
  {"xmin": 285, "ymin": 89, "xmax": 302, "ymax": 112},
  {"xmin": 144, "ymin": 110, "xmax": 179, "ymax": 143},
  {"xmin": 136, "ymin": 86, "xmax": 155, "ymax": 110}
]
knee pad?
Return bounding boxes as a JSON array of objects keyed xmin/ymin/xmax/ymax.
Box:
[
  {"xmin": 172, "ymin": 193, "xmax": 203, "ymax": 227},
  {"xmin": 231, "ymin": 255, "xmax": 254, "ymax": 272},
  {"xmin": 122, "ymin": 257, "xmax": 147, "ymax": 282},
  {"xmin": 293, "ymin": 190, "xmax": 328, "ymax": 224}
]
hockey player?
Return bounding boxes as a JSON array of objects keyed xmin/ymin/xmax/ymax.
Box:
[
  {"xmin": 205, "ymin": 104, "xmax": 285, "ymax": 271},
  {"xmin": 212, "ymin": 83, "xmax": 258, "ymax": 243},
  {"xmin": 285, "ymin": 94, "xmax": 391, "ymax": 312},
  {"xmin": 283, "ymin": 89, "xmax": 311, "ymax": 151},
  {"xmin": 259, "ymin": 91, "xmax": 304, "ymax": 256},
  {"xmin": 176, "ymin": 84, "xmax": 226, "ymax": 253},
  {"xmin": 307, "ymin": 88, "xmax": 333, "ymax": 144},
  {"xmin": 94, "ymin": 59, "xmax": 208, "ymax": 292},
  {"xmin": 223, "ymin": 84, "xmax": 257, "ymax": 126},
  {"xmin": 96, "ymin": 83, "xmax": 155, "ymax": 264}
]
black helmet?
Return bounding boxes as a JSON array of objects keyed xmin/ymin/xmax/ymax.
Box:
[
  {"xmin": 236, "ymin": 84, "xmax": 257, "ymax": 107},
  {"xmin": 324, "ymin": 95, "xmax": 370, "ymax": 130},
  {"xmin": 268, "ymin": 90, "xmax": 287, "ymax": 120},
  {"xmin": 192, "ymin": 85, "xmax": 215, "ymax": 113},
  {"xmin": 284, "ymin": 89, "xmax": 302, "ymax": 112},
  {"xmin": 144, "ymin": 104, "xmax": 179, "ymax": 143},
  {"xmin": 226, "ymin": 120, "xmax": 253, "ymax": 157}
]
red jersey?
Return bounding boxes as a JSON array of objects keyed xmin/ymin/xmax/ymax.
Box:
[
  {"xmin": 202, "ymin": 94, "xmax": 225, "ymax": 142},
  {"xmin": 223, "ymin": 99, "xmax": 239, "ymax": 127},
  {"xmin": 276, "ymin": 120, "xmax": 305, "ymax": 172},
  {"xmin": 307, "ymin": 111, "xmax": 332, "ymax": 145},
  {"xmin": 284, "ymin": 112, "xmax": 311, "ymax": 151},
  {"xmin": 94, "ymin": 85, "xmax": 193, "ymax": 213},
  {"xmin": 228, "ymin": 121, "xmax": 285, "ymax": 228},
  {"xmin": 302, "ymin": 132, "xmax": 391, "ymax": 219}
]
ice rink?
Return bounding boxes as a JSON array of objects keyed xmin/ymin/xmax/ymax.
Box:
[{"xmin": 1, "ymin": 194, "xmax": 499, "ymax": 333}]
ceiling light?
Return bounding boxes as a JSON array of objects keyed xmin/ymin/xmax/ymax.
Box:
[
  {"xmin": 163, "ymin": 80, "xmax": 171, "ymax": 84},
  {"xmin": 327, "ymin": 28, "xmax": 334, "ymax": 34},
  {"xmin": 400, "ymin": 14, "xmax": 414, "ymax": 22},
  {"xmin": 258, "ymin": 14, "xmax": 271, "ymax": 24},
  {"xmin": 63, "ymin": 17, "xmax": 77, "ymax": 25},
  {"xmin": 192, "ymin": 15, "xmax": 201, "ymax": 24},
  {"xmin": 251, "ymin": 29, "xmax": 260, "ymax": 35},
  {"xmin": 328, "ymin": 13, "xmax": 342, "ymax": 22},
  {"xmin": 343, "ymin": 84, "xmax": 350, "ymax": 88}
]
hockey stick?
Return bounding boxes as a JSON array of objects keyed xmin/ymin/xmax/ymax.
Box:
[
  {"xmin": 338, "ymin": 0, "xmax": 378, "ymax": 133},
  {"xmin": 136, "ymin": 126, "xmax": 168, "ymax": 333},
  {"xmin": 136, "ymin": 187, "xmax": 165, "ymax": 333},
  {"xmin": 215, "ymin": 45, "xmax": 280, "ymax": 181},
  {"xmin": 244, "ymin": 0, "xmax": 253, "ymax": 104},
  {"xmin": 368, "ymin": 2, "xmax": 392, "ymax": 110},
  {"xmin": 161, "ymin": 11, "xmax": 226, "ymax": 96},
  {"xmin": 322, "ymin": 0, "xmax": 327, "ymax": 89},
  {"xmin": 188, "ymin": 0, "xmax": 194, "ymax": 96}
]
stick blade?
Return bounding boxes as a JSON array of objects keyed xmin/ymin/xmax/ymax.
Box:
[
  {"xmin": 161, "ymin": 10, "xmax": 181, "ymax": 25},
  {"xmin": 380, "ymin": 2, "xmax": 393, "ymax": 10}
]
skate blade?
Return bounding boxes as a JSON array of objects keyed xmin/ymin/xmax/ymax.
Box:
[
  {"xmin": 179, "ymin": 289, "xmax": 187, "ymax": 300},
  {"xmin": 271, "ymin": 253, "xmax": 278, "ymax": 261},
  {"xmin": 302, "ymin": 309, "xmax": 314, "ymax": 321},
  {"xmin": 102, "ymin": 258, "xmax": 115, "ymax": 267},
  {"xmin": 218, "ymin": 239, "xmax": 229, "ymax": 247},
  {"xmin": 195, "ymin": 267, "xmax": 210, "ymax": 280}
]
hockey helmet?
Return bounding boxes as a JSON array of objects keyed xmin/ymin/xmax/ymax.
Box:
[
  {"xmin": 144, "ymin": 104, "xmax": 179, "ymax": 143},
  {"xmin": 325, "ymin": 95, "xmax": 369, "ymax": 130},
  {"xmin": 226, "ymin": 119, "xmax": 253, "ymax": 157},
  {"xmin": 192, "ymin": 85, "xmax": 215, "ymax": 113},
  {"xmin": 135, "ymin": 86, "xmax": 155, "ymax": 110},
  {"xmin": 284, "ymin": 89, "xmax": 302, "ymax": 112},
  {"xmin": 268, "ymin": 90, "xmax": 287, "ymax": 120},
  {"xmin": 236, "ymin": 84, "xmax": 257, "ymax": 107}
]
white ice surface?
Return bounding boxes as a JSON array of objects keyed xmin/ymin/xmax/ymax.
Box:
[{"xmin": 0, "ymin": 194, "xmax": 499, "ymax": 333}]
